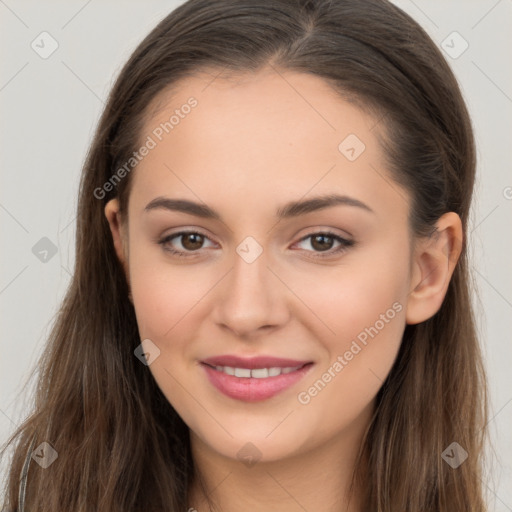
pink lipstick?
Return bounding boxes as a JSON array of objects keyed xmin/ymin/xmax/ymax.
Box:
[{"xmin": 200, "ymin": 354, "xmax": 314, "ymax": 402}]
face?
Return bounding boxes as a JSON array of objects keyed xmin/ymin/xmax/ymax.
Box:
[{"xmin": 106, "ymin": 67, "xmax": 416, "ymax": 464}]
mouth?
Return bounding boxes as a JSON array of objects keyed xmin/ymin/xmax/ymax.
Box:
[
  {"xmin": 201, "ymin": 354, "xmax": 313, "ymax": 370},
  {"xmin": 202, "ymin": 361, "xmax": 311, "ymax": 378},
  {"xmin": 200, "ymin": 361, "xmax": 314, "ymax": 402}
]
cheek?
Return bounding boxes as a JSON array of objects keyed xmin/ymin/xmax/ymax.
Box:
[
  {"xmin": 129, "ymin": 252, "xmax": 214, "ymax": 339},
  {"xmin": 293, "ymin": 246, "xmax": 409, "ymax": 426},
  {"xmin": 129, "ymin": 260, "xmax": 212, "ymax": 423},
  {"xmin": 289, "ymin": 241, "xmax": 409, "ymax": 346}
]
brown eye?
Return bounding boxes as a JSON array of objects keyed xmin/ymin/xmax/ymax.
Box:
[
  {"xmin": 158, "ymin": 230, "xmax": 215, "ymax": 257},
  {"xmin": 294, "ymin": 231, "xmax": 355, "ymax": 259},
  {"xmin": 181, "ymin": 233, "xmax": 204, "ymax": 250},
  {"xmin": 310, "ymin": 234, "xmax": 336, "ymax": 252}
]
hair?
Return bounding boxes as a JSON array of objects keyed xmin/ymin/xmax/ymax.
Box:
[{"xmin": 1, "ymin": 0, "xmax": 490, "ymax": 510}]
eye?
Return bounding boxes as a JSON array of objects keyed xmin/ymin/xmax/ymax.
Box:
[
  {"xmin": 293, "ymin": 231, "xmax": 355, "ymax": 259},
  {"xmin": 158, "ymin": 230, "xmax": 216, "ymax": 257},
  {"xmin": 157, "ymin": 229, "xmax": 355, "ymax": 259}
]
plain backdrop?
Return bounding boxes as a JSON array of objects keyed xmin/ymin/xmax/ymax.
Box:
[{"xmin": 1, "ymin": 0, "xmax": 511, "ymax": 508}]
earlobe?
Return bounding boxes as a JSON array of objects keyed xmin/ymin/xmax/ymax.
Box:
[
  {"xmin": 405, "ymin": 212, "xmax": 463, "ymax": 325},
  {"xmin": 104, "ymin": 198, "xmax": 129, "ymax": 276}
]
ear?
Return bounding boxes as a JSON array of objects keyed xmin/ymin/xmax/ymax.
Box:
[
  {"xmin": 405, "ymin": 212, "xmax": 463, "ymax": 325},
  {"xmin": 104, "ymin": 198, "xmax": 129, "ymax": 281}
]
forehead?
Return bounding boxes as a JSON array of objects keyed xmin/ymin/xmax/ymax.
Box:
[
  {"xmin": 142, "ymin": 66, "xmax": 377, "ymax": 148},
  {"xmin": 130, "ymin": 67, "xmax": 408, "ymax": 220}
]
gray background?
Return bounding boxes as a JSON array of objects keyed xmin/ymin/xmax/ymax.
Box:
[{"xmin": 1, "ymin": 0, "xmax": 511, "ymax": 508}]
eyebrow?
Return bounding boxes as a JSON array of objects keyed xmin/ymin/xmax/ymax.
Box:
[{"xmin": 143, "ymin": 193, "xmax": 374, "ymax": 220}]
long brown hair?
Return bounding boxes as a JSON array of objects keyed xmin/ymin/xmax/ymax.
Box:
[{"xmin": 1, "ymin": 0, "xmax": 490, "ymax": 510}]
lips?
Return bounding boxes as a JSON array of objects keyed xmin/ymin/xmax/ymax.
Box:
[
  {"xmin": 199, "ymin": 354, "xmax": 315, "ymax": 401},
  {"xmin": 201, "ymin": 354, "xmax": 312, "ymax": 369}
]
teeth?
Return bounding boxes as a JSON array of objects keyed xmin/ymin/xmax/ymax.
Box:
[
  {"xmin": 234, "ymin": 367, "xmax": 251, "ymax": 378},
  {"xmin": 213, "ymin": 365, "xmax": 302, "ymax": 378}
]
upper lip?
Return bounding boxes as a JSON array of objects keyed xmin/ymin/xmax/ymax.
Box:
[{"xmin": 201, "ymin": 355, "xmax": 313, "ymax": 369}]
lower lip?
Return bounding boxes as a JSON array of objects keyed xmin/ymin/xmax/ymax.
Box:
[{"xmin": 201, "ymin": 363, "xmax": 314, "ymax": 402}]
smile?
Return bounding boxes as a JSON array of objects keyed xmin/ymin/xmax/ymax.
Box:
[
  {"xmin": 201, "ymin": 362, "xmax": 314, "ymax": 402},
  {"xmin": 207, "ymin": 364, "xmax": 304, "ymax": 378}
]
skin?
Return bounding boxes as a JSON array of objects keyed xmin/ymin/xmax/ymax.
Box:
[{"xmin": 104, "ymin": 66, "xmax": 462, "ymax": 511}]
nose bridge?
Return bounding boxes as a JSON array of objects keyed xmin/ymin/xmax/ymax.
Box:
[
  {"xmin": 231, "ymin": 241, "xmax": 269, "ymax": 295},
  {"xmin": 213, "ymin": 237, "xmax": 287, "ymax": 336}
]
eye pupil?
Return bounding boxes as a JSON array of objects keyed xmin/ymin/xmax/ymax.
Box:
[
  {"xmin": 311, "ymin": 234, "xmax": 333, "ymax": 251},
  {"xmin": 182, "ymin": 233, "xmax": 203, "ymax": 250}
]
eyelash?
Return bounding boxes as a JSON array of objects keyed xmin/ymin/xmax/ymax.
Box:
[{"xmin": 157, "ymin": 230, "xmax": 355, "ymax": 260}]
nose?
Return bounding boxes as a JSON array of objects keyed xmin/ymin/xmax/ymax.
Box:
[{"xmin": 212, "ymin": 247, "xmax": 290, "ymax": 339}]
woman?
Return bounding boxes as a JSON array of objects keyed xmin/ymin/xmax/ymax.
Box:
[{"xmin": 0, "ymin": 0, "xmax": 489, "ymax": 510}]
